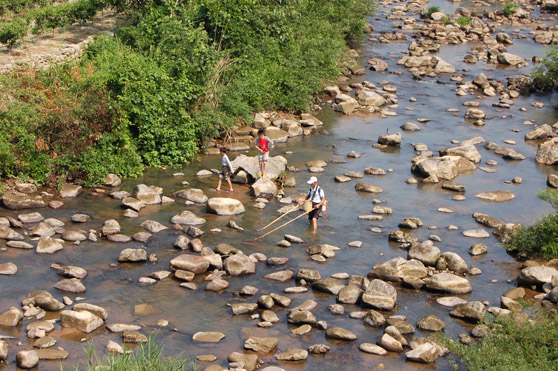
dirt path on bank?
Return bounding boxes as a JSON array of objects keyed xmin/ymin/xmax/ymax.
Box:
[{"xmin": 0, "ymin": 10, "xmax": 128, "ymax": 74}]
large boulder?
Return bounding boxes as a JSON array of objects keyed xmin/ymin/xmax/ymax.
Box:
[
  {"xmin": 408, "ymin": 244, "xmax": 440, "ymax": 266},
  {"xmin": 251, "ymin": 178, "xmax": 278, "ymax": 197},
  {"xmin": 411, "ymin": 155, "xmax": 476, "ymax": 182},
  {"xmin": 207, "ymin": 198, "xmax": 245, "ymax": 216},
  {"xmin": 0, "ymin": 307, "xmax": 23, "ymax": 326},
  {"xmin": 378, "ymin": 133, "xmax": 402, "ymax": 146},
  {"xmin": 518, "ymin": 266, "xmax": 558, "ymax": 286},
  {"xmin": 59, "ymin": 184, "xmax": 82, "ymax": 198},
  {"xmin": 224, "ymin": 254, "xmax": 256, "ymax": 276},
  {"xmin": 369, "ymin": 257, "xmax": 428, "ymax": 282},
  {"xmin": 438, "ymin": 252, "xmax": 468, "ymax": 274},
  {"xmin": 2, "ymin": 192, "xmax": 46, "ymax": 210},
  {"xmin": 368, "ymin": 58, "xmax": 388, "ymax": 71},
  {"xmin": 536, "ymin": 138, "xmax": 558, "ymax": 165},
  {"xmin": 358, "ymin": 90, "xmax": 386, "ymax": 107},
  {"xmin": 171, "ymin": 211, "xmax": 206, "ymax": 225},
  {"xmin": 497, "ymin": 52, "xmax": 523, "ymax": 66},
  {"xmin": 439, "ymin": 145, "xmax": 481, "ymax": 163},
  {"xmin": 450, "ymin": 301, "xmax": 486, "ymax": 322},
  {"xmin": 60, "ymin": 310, "xmax": 104, "ymax": 333},
  {"xmin": 426, "ymin": 273, "xmax": 472, "ymax": 294},
  {"xmin": 132, "ymin": 184, "xmax": 161, "ymax": 204},
  {"xmin": 174, "ymin": 189, "xmax": 208, "ymax": 204},
  {"xmin": 230, "ymin": 154, "xmax": 288, "ymax": 181},
  {"xmin": 361, "ymin": 279, "xmax": 397, "ymax": 310},
  {"xmin": 170, "ymin": 254, "xmax": 209, "ymax": 274}
]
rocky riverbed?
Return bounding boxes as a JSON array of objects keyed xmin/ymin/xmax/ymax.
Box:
[{"xmin": 0, "ymin": 0, "xmax": 558, "ymax": 370}]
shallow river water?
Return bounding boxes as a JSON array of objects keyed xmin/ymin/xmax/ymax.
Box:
[{"xmin": 1, "ymin": 1, "xmax": 558, "ymax": 370}]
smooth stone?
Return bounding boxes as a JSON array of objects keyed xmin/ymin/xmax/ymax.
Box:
[
  {"xmin": 193, "ymin": 332, "xmax": 226, "ymax": 343},
  {"xmin": 359, "ymin": 343, "xmax": 387, "ymax": 355}
]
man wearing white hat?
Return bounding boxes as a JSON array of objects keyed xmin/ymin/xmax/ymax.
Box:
[{"xmin": 297, "ymin": 176, "xmax": 326, "ymax": 231}]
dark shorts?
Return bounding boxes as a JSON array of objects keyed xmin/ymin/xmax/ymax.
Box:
[
  {"xmin": 308, "ymin": 203, "xmax": 322, "ymax": 220},
  {"xmin": 219, "ymin": 166, "xmax": 232, "ymax": 180}
]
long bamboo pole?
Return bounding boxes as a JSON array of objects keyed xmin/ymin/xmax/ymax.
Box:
[
  {"xmin": 256, "ymin": 209, "xmax": 313, "ymax": 239},
  {"xmin": 256, "ymin": 205, "xmax": 299, "ymax": 231}
]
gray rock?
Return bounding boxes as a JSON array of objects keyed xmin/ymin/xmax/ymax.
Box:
[
  {"xmin": 2, "ymin": 192, "xmax": 46, "ymax": 210},
  {"xmin": 55, "ymin": 278, "xmax": 86, "ymax": 293},
  {"xmin": 22, "ymin": 290, "xmax": 64, "ymax": 311},
  {"xmin": 308, "ymin": 344, "xmax": 330, "ymax": 354},
  {"xmin": 450, "ymin": 301, "xmax": 486, "ymax": 322},
  {"xmin": 133, "ymin": 184, "xmax": 161, "ymax": 204},
  {"xmin": 312, "ymin": 278, "xmax": 345, "ymax": 295},
  {"xmin": 36, "ymin": 236, "xmax": 63, "ymax": 254},
  {"xmin": 60, "ymin": 310, "xmax": 103, "ymax": 333},
  {"xmin": 361, "ymin": 279, "xmax": 397, "ymax": 310},
  {"xmin": 59, "ymin": 184, "xmax": 82, "ymax": 198},
  {"xmin": 118, "ymin": 248, "xmax": 147, "ymax": 263},
  {"xmin": 140, "ymin": 220, "xmax": 167, "ymax": 233},
  {"xmin": 377, "ymin": 333, "xmax": 403, "ymax": 352},
  {"xmin": 74, "ymin": 303, "xmax": 108, "ymax": 320},
  {"xmin": 193, "ymin": 332, "xmax": 226, "ymax": 343},
  {"xmin": 408, "ymin": 243, "xmax": 440, "ymax": 266},
  {"xmin": 207, "ymin": 197, "xmax": 245, "ymax": 216},
  {"xmin": 326, "ymin": 327, "xmax": 357, "ymax": 341},
  {"xmin": 518, "ymin": 266, "xmax": 558, "ymax": 286},
  {"xmin": 417, "ymin": 315, "xmax": 445, "ymax": 331},
  {"xmin": 170, "ymin": 254, "xmax": 209, "ymax": 274},
  {"xmin": 0, "ymin": 262, "xmax": 17, "ymax": 275},
  {"xmin": 359, "ymin": 343, "xmax": 387, "ymax": 355},
  {"xmin": 122, "ymin": 197, "xmax": 145, "ymax": 212},
  {"xmin": 363, "ymin": 310, "xmax": 385, "ymax": 327},
  {"xmin": 426, "ymin": 273, "xmax": 472, "ymax": 294},
  {"xmin": 378, "ymin": 133, "xmax": 402, "ymax": 146},
  {"xmin": 244, "ymin": 336, "xmax": 278, "ymax": 353},
  {"xmin": 275, "ymin": 349, "xmax": 308, "ymax": 361},
  {"xmin": 0, "ymin": 307, "xmax": 23, "ymax": 326},
  {"xmin": 16, "ymin": 350, "xmax": 39, "ymax": 369},
  {"xmin": 224, "ymin": 254, "xmax": 256, "ymax": 275},
  {"xmin": 171, "ymin": 211, "xmax": 206, "ymax": 225},
  {"xmin": 475, "ymin": 191, "xmax": 515, "ymax": 202},
  {"xmin": 355, "ymin": 183, "xmax": 383, "ymax": 193}
]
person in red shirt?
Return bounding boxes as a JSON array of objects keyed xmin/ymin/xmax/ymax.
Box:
[{"xmin": 254, "ymin": 129, "xmax": 274, "ymax": 178}]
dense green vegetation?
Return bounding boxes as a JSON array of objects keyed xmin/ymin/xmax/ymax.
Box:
[
  {"xmin": 504, "ymin": 189, "xmax": 558, "ymax": 259},
  {"xmin": 532, "ymin": 45, "xmax": 558, "ymax": 91},
  {"xmin": 0, "ymin": 0, "xmax": 375, "ymax": 186},
  {"xmin": 74, "ymin": 337, "xmax": 195, "ymax": 370},
  {"xmin": 443, "ymin": 310, "xmax": 558, "ymax": 370},
  {"xmin": 503, "ymin": 2, "xmax": 519, "ymax": 16}
]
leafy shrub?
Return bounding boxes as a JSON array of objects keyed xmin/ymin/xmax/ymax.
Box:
[
  {"xmin": 441, "ymin": 16, "xmax": 450, "ymax": 24},
  {"xmin": 427, "ymin": 6, "xmax": 440, "ymax": 18},
  {"xmin": 443, "ymin": 310, "xmax": 558, "ymax": 370},
  {"xmin": 457, "ymin": 16, "xmax": 471, "ymax": 25},
  {"xmin": 0, "ymin": 18, "xmax": 28, "ymax": 48},
  {"xmin": 532, "ymin": 45, "xmax": 558, "ymax": 91},
  {"xmin": 503, "ymin": 2, "xmax": 519, "ymax": 16},
  {"xmin": 504, "ymin": 189, "xmax": 558, "ymax": 259}
]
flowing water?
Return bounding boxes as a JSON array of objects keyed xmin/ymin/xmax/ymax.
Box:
[{"xmin": 0, "ymin": 2, "xmax": 557, "ymax": 371}]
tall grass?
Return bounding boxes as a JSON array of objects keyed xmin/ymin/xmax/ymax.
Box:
[{"xmin": 68, "ymin": 336, "xmax": 196, "ymax": 371}]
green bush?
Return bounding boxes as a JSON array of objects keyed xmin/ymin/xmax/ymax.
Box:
[
  {"xmin": 503, "ymin": 2, "xmax": 519, "ymax": 16},
  {"xmin": 443, "ymin": 310, "xmax": 558, "ymax": 370},
  {"xmin": 426, "ymin": 6, "xmax": 440, "ymax": 18},
  {"xmin": 441, "ymin": 16, "xmax": 450, "ymax": 24},
  {"xmin": 532, "ymin": 45, "xmax": 558, "ymax": 91},
  {"xmin": 0, "ymin": 18, "xmax": 28, "ymax": 48},
  {"xmin": 504, "ymin": 189, "xmax": 558, "ymax": 259},
  {"xmin": 457, "ymin": 16, "xmax": 471, "ymax": 25}
]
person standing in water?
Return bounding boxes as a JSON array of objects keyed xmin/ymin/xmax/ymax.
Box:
[
  {"xmin": 216, "ymin": 147, "xmax": 234, "ymax": 192},
  {"xmin": 254, "ymin": 129, "xmax": 274, "ymax": 178},
  {"xmin": 297, "ymin": 176, "xmax": 326, "ymax": 231}
]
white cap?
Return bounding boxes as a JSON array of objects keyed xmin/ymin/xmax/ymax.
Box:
[{"xmin": 307, "ymin": 176, "xmax": 318, "ymax": 184}]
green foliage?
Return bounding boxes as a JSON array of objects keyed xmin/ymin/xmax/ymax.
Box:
[
  {"xmin": 427, "ymin": 6, "xmax": 440, "ymax": 18},
  {"xmin": 457, "ymin": 16, "xmax": 471, "ymax": 25},
  {"xmin": 532, "ymin": 45, "xmax": 558, "ymax": 91},
  {"xmin": 504, "ymin": 189, "xmax": 558, "ymax": 259},
  {"xmin": 75, "ymin": 336, "xmax": 196, "ymax": 371},
  {"xmin": 0, "ymin": 18, "xmax": 28, "ymax": 48},
  {"xmin": 441, "ymin": 15, "xmax": 450, "ymax": 24},
  {"xmin": 503, "ymin": 2, "xmax": 519, "ymax": 16},
  {"xmin": 443, "ymin": 310, "xmax": 558, "ymax": 370}
]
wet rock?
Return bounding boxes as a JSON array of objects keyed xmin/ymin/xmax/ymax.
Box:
[
  {"xmin": 326, "ymin": 327, "xmax": 357, "ymax": 341},
  {"xmin": 132, "ymin": 232, "xmax": 152, "ymax": 243},
  {"xmin": 60, "ymin": 184, "xmax": 82, "ymax": 198},
  {"xmin": 361, "ymin": 279, "xmax": 397, "ymax": 310},
  {"xmin": 62, "ymin": 230, "xmax": 87, "ymax": 242},
  {"xmin": 406, "ymin": 342, "xmax": 442, "ymax": 363},
  {"xmin": 73, "ymin": 303, "xmax": 107, "ymax": 320},
  {"xmin": 122, "ymin": 330, "xmax": 148, "ymax": 343},
  {"xmin": 224, "ymin": 254, "xmax": 256, "ymax": 276},
  {"xmin": 18, "ymin": 212, "xmax": 44, "ymax": 223},
  {"xmin": 7, "ymin": 240, "xmax": 33, "ymax": 249},
  {"xmin": 398, "ymin": 218, "xmax": 423, "ymax": 229},
  {"xmin": 288, "ymin": 310, "xmax": 316, "ymax": 325},
  {"xmin": 170, "ymin": 254, "xmax": 209, "ymax": 274},
  {"xmin": 207, "ymin": 198, "xmax": 245, "ymax": 216},
  {"xmin": 518, "ymin": 266, "xmax": 558, "ymax": 286},
  {"xmin": 0, "ymin": 226, "xmax": 24, "ymax": 240},
  {"xmin": 296, "ymin": 269, "xmax": 321, "ymax": 282},
  {"xmin": 276, "ymin": 349, "xmax": 308, "ymax": 361},
  {"xmin": 107, "ymin": 234, "xmax": 131, "ymax": 242},
  {"xmin": 270, "ymin": 293, "xmax": 291, "ymax": 307},
  {"xmin": 205, "ymin": 279, "xmax": 229, "ymax": 291},
  {"xmin": 548, "ymin": 174, "xmax": 558, "ymax": 188},
  {"xmin": 378, "ymin": 133, "xmax": 402, "ymax": 146},
  {"xmin": 408, "ymin": 243, "xmax": 440, "ymax": 266},
  {"xmin": 118, "ymin": 248, "xmax": 147, "ymax": 263},
  {"xmin": 140, "ymin": 220, "xmax": 167, "ymax": 233},
  {"xmin": 60, "ymin": 310, "xmax": 103, "ymax": 333},
  {"xmin": 106, "ymin": 340, "xmax": 123, "ymax": 354},
  {"xmin": 536, "ymin": 138, "xmax": 558, "ymax": 165},
  {"xmin": 475, "ymin": 191, "xmax": 515, "ymax": 202},
  {"xmin": 33, "ymin": 335, "xmax": 56, "ymax": 348},
  {"xmin": 377, "ymin": 333, "xmax": 403, "ymax": 352},
  {"xmin": 0, "ymin": 307, "xmax": 23, "ymax": 326},
  {"xmin": 244, "ymin": 336, "xmax": 278, "ymax": 353},
  {"xmin": 469, "ymin": 243, "xmax": 488, "ymax": 256},
  {"xmin": 355, "ymin": 183, "xmax": 383, "ymax": 193},
  {"xmin": 0, "ymin": 262, "xmax": 17, "ymax": 275},
  {"xmin": 497, "ymin": 52, "xmax": 523, "ymax": 66},
  {"xmin": 15, "ymin": 183, "xmax": 37, "ymax": 194},
  {"xmin": 312, "ymin": 278, "xmax": 345, "ymax": 295},
  {"xmin": 16, "ymin": 350, "xmax": 39, "ymax": 369},
  {"xmin": 171, "ymin": 210, "xmax": 205, "ymax": 225},
  {"xmin": 285, "ymin": 234, "xmax": 304, "ymax": 243},
  {"xmin": 252, "ymin": 178, "xmax": 278, "ymax": 197},
  {"xmin": 439, "ymin": 145, "xmax": 481, "ymax": 163},
  {"xmin": 368, "ymin": 58, "xmax": 388, "ymax": 71},
  {"xmin": 337, "ymin": 285, "xmax": 363, "ymax": 304},
  {"xmin": 132, "ymin": 184, "xmax": 161, "ymax": 205},
  {"xmin": 426, "ymin": 273, "xmax": 472, "ymax": 294},
  {"xmin": 359, "ymin": 343, "xmax": 387, "ymax": 355},
  {"xmin": 55, "ymin": 278, "xmax": 86, "ymax": 293},
  {"xmin": 228, "ymin": 352, "xmax": 259, "ymax": 371},
  {"xmin": 2, "ymin": 192, "xmax": 46, "ymax": 210},
  {"xmin": 450, "ymin": 301, "xmax": 486, "ymax": 322},
  {"xmin": 438, "ymin": 252, "xmax": 468, "ymax": 273},
  {"xmin": 122, "ymin": 197, "xmax": 145, "ymax": 212},
  {"xmin": 102, "ymin": 219, "xmax": 121, "ymax": 236},
  {"xmin": 472, "ymin": 212, "xmax": 504, "ymax": 228},
  {"xmin": 465, "ymin": 108, "xmax": 485, "ymax": 120},
  {"xmin": 193, "ymin": 332, "xmax": 225, "ymax": 343},
  {"xmin": 22, "ymin": 291, "xmax": 64, "ymax": 311},
  {"xmin": 411, "ymin": 155, "xmax": 476, "ymax": 182},
  {"xmin": 308, "ymin": 344, "xmax": 330, "ymax": 354},
  {"xmin": 106, "ymin": 324, "xmax": 141, "ymax": 333},
  {"xmin": 389, "ymin": 230, "xmax": 418, "ymax": 247},
  {"xmin": 264, "ymin": 270, "xmax": 293, "ymax": 282},
  {"xmin": 436, "ymin": 296, "xmax": 467, "ymax": 307},
  {"xmin": 369, "ymin": 258, "xmax": 427, "ymax": 282},
  {"xmin": 363, "ymin": 310, "xmax": 385, "ymax": 327},
  {"xmin": 417, "ymin": 315, "xmax": 445, "ymax": 331}
]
